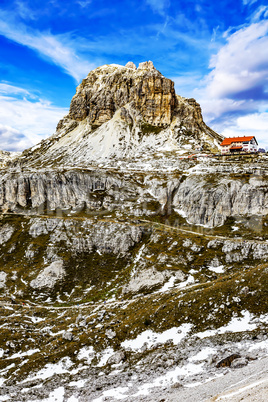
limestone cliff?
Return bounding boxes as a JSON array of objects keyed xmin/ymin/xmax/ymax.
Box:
[
  {"xmin": 67, "ymin": 61, "xmax": 176, "ymax": 127},
  {"xmin": 1, "ymin": 161, "xmax": 268, "ymax": 228}
]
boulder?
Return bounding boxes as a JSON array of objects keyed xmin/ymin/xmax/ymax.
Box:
[
  {"xmin": 216, "ymin": 354, "xmax": 241, "ymax": 368},
  {"xmin": 231, "ymin": 357, "xmax": 248, "ymax": 368},
  {"xmin": 30, "ymin": 260, "xmax": 65, "ymax": 289},
  {"xmin": 62, "ymin": 332, "xmax": 73, "ymax": 341},
  {"xmin": 107, "ymin": 350, "xmax": 126, "ymax": 365}
]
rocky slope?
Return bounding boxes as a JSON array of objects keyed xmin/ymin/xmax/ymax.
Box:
[
  {"xmin": 0, "ymin": 150, "xmax": 21, "ymax": 168},
  {"xmin": 0, "ymin": 62, "xmax": 267, "ymax": 401}
]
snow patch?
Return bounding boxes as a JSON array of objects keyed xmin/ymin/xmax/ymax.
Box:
[
  {"xmin": 189, "ymin": 347, "xmax": 217, "ymax": 362},
  {"xmin": 196, "ymin": 311, "xmax": 261, "ymax": 339},
  {"xmin": 122, "ymin": 323, "xmax": 192, "ymax": 351},
  {"xmin": 38, "ymin": 386, "xmax": 65, "ymax": 402},
  {"xmin": 69, "ymin": 379, "xmax": 87, "ymax": 388},
  {"xmin": 97, "ymin": 347, "xmax": 114, "ymax": 367},
  {"xmin": 158, "ymin": 276, "xmax": 176, "ymax": 292},
  {"xmin": 92, "ymin": 386, "xmax": 129, "ymax": 401},
  {"xmin": 133, "ymin": 362, "xmax": 204, "ymax": 396},
  {"xmin": 77, "ymin": 346, "xmax": 94, "ymax": 364},
  {"xmin": 174, "ymin": 208, "xmax": 187, "ymax": 218},
  {"xmin": 22, "ymin": 357, "xmax": 73, "ymax": 383},
  {"xmin": 7, "ymin": 348, "xmax": 40, "ymax": 360},
  {"xmin": 177, "ymin": 274, "xmax": 195, "ymax": 289},
  {"xmin": 232, "ymin": 226, "xmax": 239, "ymax": 231},
  {"xmin": 208, "ymin": 265, "xmax": 225, "ymax": 274}
]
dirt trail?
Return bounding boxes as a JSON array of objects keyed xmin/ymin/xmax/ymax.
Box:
[
  {"xmin": 2, "ymin": 212, "xmax": 267, "ymax": 243},
  {"xmin": 139, "ymin": 218, "xmax": 267, "ymax": 244}
]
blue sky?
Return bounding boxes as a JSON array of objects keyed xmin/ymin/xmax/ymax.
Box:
[{"xmin": 0, "ymin": 0, "xmax": 268, "ymax": 151}]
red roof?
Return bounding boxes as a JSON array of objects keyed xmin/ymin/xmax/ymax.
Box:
[
  {"xmin": 230, "ymin": 146, "xmax": 243, "ymax": 150},
  {"xmin": 220, "ymin": 136, "xmax": 255, "ymax": 146}
]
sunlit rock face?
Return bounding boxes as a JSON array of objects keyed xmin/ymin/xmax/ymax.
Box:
[{"xmin": 67, "ymin": 61, "xmax": 176, "ymax": 127}]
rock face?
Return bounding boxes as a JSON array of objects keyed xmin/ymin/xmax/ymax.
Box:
[
  {"xmin": 122, "ymin": 267, "xmax": 185, "ymax": 294},
  {"xmin": 0, "ymin": 61, "xmax": 267, "ymax": 230},
  {"xmin": 1, "ymin": 168, "xmax": 268, "ymax": 228},
  {"xmin": 67, "ymin": 61, "xmax": 176, "ymax": 127},
  {"xmin": 1, "ymin": 61, "xmax": 268, "ymax": 402},
  {"xmin": 0, "ymin": 224, "xmax": 14, "ymax": 245},
  {"xmin": 27, "ymin": 217, "xmax": 145, "ymax": 256},
  {"xmin": 173, "ymin": 174, "xmax": 268, "ymax": 227},
  {"xmin": 0, "ymin": 150, "xmax": 20, "ymax": 168}
]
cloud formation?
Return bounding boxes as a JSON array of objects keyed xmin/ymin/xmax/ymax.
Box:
[
  {"xmin": 0, "ymin": 125, "xmax": 31, "ymax": 152},
  {"xmin": 0, "ymin": 11, "xmax": 95, "ymax": 83},
  {"xmin": 0, "ymin": 84, "xmax": 68, "ymax": 151},
  {"xmin": 243, "ymin": 0, "xmax": 257, "ymax": 6},
  {"xmin": 145, "ymin": 0, "xmax": 169, "ymax": 16},
  {"xmin": 197, "ymin": 17, "xmax": 268, "ymax": 147},
  {"xmin": 221, "ymin": 112, "xmax": 268, "ymax": 146},
  {"xmin": 0, "ymin": 83, "xmax": 30, "ymax": 97},
  {"xmin": 206, "ymin": 20, "xmax": 268, "ymax": 100}
]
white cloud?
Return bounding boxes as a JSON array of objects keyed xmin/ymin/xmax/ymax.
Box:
[
  {"xmin": 0, "ymin": 11, "xmax": 95, "ymax": 83},
  {"xmin": 0, "ymin": 84, "xmax": 68, "ymax": 152},
  {"xmin": 201, "ymin": 98, "xmax": 252, "ymax": 121},
  {"xmin": 243, "ymin": 0, "xmax": 257, "ymax": 6},
  {"xmin": 0, "ymin": 83, "xmax": 30, "ymax": 97},
  {"xmin": 145, "ymin": 0, "xmax": 169, "ymax": 15},
  {"xmin": 0, "ymin": 125, "xmax": 32, "ymax": 152},
  {"xmin": 173, "ymin": 74, "xmax": 204, "ymax": 98},
  {"xmin": 14, "ymin": 0, "xmax": 37, "ymax": 20},
  {"xmin": 206, "ymin": 20, "xmax": 268, "ymax": 99},
  {"xmin": 250, "ymin": 5, "xmax": 268, "ymax": 22},
  {"xmin": 192, "ymin": 17, "xmax": 268, "ymax": 149},
  {"xmin": 236, "ymin": 112, "xmax": 268, "ymax": 130}
]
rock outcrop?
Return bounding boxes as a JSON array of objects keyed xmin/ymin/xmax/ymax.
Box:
[
  {"xmin": 67, "ymin": 61, "xmax": 176, "ymax": 127},
  {"xmin": 1, "ymin": 61, "xmax": 268, "ymax": 402},
  {"xmin": 172, "ymin": 174, "xmax": 268, "ymax": 227},
  {"xmin": 30, "ymin": 260, "xmax": 65, "ymax": 289},
  {"xmin": 1, "ymin": 168, "xmax": 268, "ymax": 228},
  {"xmin": 0, "ymin": 150, "xmax": 20, "ymax": 168}
]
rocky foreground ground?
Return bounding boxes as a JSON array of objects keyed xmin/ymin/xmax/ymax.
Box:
[{"xmin": 0, "ymin": 62, "xmax": 267, "ymax": 401}]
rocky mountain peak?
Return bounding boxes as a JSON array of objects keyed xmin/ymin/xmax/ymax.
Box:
[
  {"xmin": 125, "ymin": 61, "xmax": 136, "ymax": 69},
  {"xmin": 125, "ymin": 60, "xmax": 157, "ymax": 71},
  {"xmin": 138, "ymin": 60, "xmax": 155, "ymax": 70},
  {"xmin": 18, "ymin": 61, "xmax": 223, "ymax": 168},
  {"xmin": 66, "ymin": 61, "xmax": 176, "ymax": 128}
]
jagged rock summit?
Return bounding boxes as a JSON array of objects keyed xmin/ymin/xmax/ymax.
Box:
[
  {"xmin": 65, "ymin": 60, "xmax": 175, "ymax": 127},
  {"xmin": 20, "ymin": 61, "xmax": 223, "ymax": 168}
]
